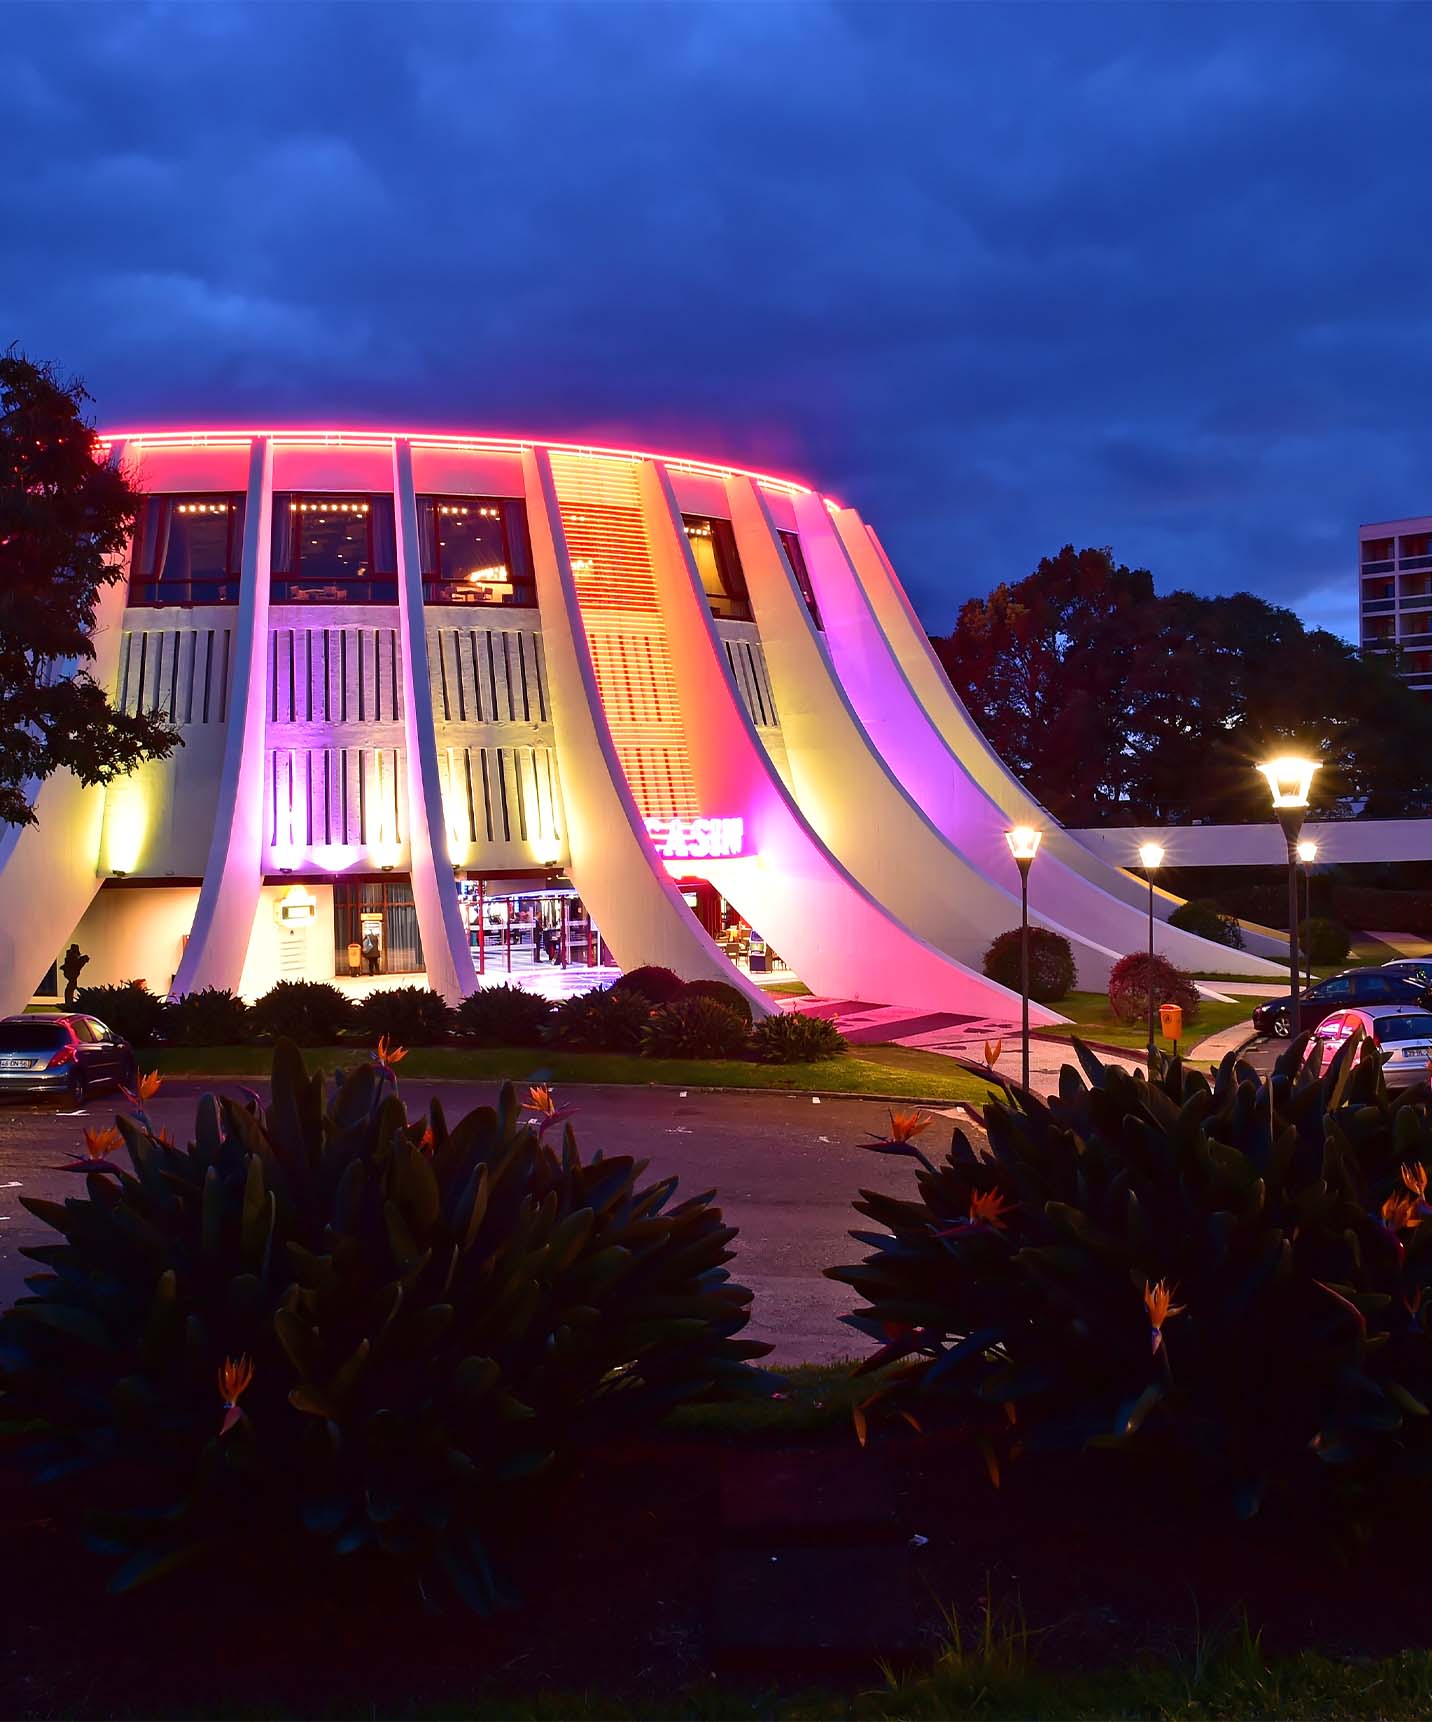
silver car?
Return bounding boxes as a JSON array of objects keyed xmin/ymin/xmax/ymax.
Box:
[{"xmin": 1311, "ymin": 1004, "xmax": 1432, "ymax": 1089}]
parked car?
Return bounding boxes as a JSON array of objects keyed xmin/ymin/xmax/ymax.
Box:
[
  {"xmin": 1310, "ymin": 1004, "xmax": 1432, "ymax": 1089},
  {"xmin": 1252, "ymin": 969, "xmax": 1432, "ymax": 1039},
  {"xmin": 0, "ymin": 1014, "xmax": 137, "ymax": 1104}
]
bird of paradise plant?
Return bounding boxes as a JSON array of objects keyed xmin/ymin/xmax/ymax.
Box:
[
  {"xmin": 1144, "ymin": 1278, "xmax": 1185, "ymax": 1355},
  {"xmin": 217, "ymin": 1355, "xmax": 254, "ymax": 1436}
]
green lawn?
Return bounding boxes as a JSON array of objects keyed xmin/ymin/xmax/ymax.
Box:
[
  {"xmin": 1038, "ymin": 991, "xmax": 1254, "ymax": 1053},
  {"xmin": 145, "ymin": 1041, "xmax": 998, "ymax": 1104}
]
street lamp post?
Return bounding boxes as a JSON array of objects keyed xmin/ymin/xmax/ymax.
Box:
[
  {"xmin": 1296, "ymin": 838, "xmax": 1318, "ymax": 991},
  {"xmin": 1139, "ymin": 841, "xmax": 1165, "ymax": 1065},
  {"xmin": 1005, "ymin": 826, "xmax": 1042, "ymax": 1090},
  {"xmin": 1258, "ymin": 757, "xmax": 1320, "ymax": 1041}
]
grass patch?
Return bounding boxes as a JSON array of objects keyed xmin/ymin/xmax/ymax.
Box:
[
  {"xmin": 1037, "ymin": 992, "xmax": 1252, "ymax": 1053},
  {"xmin": 144, "ymin": 1043, "xmax": 996, "ymax": 1103},
  {"xmin": 668, "ymin": 1361, "xmax": 876, "ymax": 1436},
  {"xmin": 759, "ymin": 979, "xmax": 814, "ymax": 997}
]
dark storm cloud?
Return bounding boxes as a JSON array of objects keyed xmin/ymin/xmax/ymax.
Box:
[{"xmin": 5, "ymin": 0, "xmax": 1431, "ymax": 637}]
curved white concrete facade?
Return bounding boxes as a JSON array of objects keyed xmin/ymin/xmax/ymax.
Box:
[{"xmin": 0, "ymin": 425, "xmax": 1276, "ymax": 1020}]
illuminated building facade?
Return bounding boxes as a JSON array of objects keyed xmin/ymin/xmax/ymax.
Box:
[{"xmin": 0, "ymin": 428, "xmax": 1281, "ymax": 1025}]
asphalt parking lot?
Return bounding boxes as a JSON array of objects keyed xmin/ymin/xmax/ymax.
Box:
[{"xmin": 0, "ymin": 1077, "xmax": 962, "ymax": 1366}]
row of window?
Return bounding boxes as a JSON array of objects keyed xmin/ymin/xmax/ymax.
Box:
[{"xmin": 128, "ymin": 493, "xmax": 822, "ymax": 625}]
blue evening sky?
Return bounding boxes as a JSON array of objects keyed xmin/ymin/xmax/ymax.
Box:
[{"xmin": 6, "ymin": 1, "xmax": 1431, "ymax": 639}]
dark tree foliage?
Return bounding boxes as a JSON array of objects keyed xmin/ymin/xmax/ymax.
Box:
[
  {"xmin": 0, "ymin": 350, "xmax": 177, "ymax": 826},
  {"xmin": 933, "ymin": 545, "xmax": 1432, "ymax": 825}
]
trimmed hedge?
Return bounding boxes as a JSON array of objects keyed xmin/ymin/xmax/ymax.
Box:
[
  {"xmin": 1330, "ymin": 884, "xmax": 1432, "ymax": 940},
  {"xmin": 167, "ymin": 988, "xmax": 252, "ymax": 1046},
  {"xmin": 610, "ymin": 965, "xmax": 687, "ymax": 1006},
  {"xmin": 1299, "ymin": 916, "xmax": 1352, "ymax": 965},
  {"xmin": 250, "ymin": 980, "xmax": 356, "ymax": 1046},
  {"xmin": 455, "ymin": 984, "xmax": 553, "ymax": 1047},
  {"xmin": 72, "ymin": 982, "xmax": 168, "ymax": 1048},
  {"xmin": 1107, "ymin": 952, "xmax": 1201, "ymax": 1026},
  {"xmin": 352, "ymin": 985, "xmax": 454, "ymax": 1046},
  {"xmin": 981, "ymin": 927, "xmax": 1076, "ymax": 1004},
  {"xmin": 680, "ymin": 978, "xmax": 755, "ymax": 1023},
  {"xmin": 1168, "ymin": 897, "xmax": 1244, "ymax": 950}
]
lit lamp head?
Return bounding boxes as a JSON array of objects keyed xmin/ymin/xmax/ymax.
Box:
[
  {"xmin": 1258, "ymin": 755, "xmax": 1319, "ymax": 844},
  {"xmin": 1296, "ymin": 839, "xmax": 1318, "ymax": 865},
  {"xmin": 1138, "ymin": 841, "xmax": 1165, "ymax": 871},
  {"xmin": 1005, "ymin": 825, "xmax": 1042, "ymax": 876}
]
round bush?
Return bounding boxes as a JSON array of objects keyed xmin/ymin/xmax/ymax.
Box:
[
  {"xmin": 1107, "ymin": 952, "xmax": 1201, "ymax": 1026},
  {"xmin": 749, "ymin": 1011, "xmax": 847, "ymax": 1064},
  {"xmin": 642, "ymin": 997, "xmax": 751, "ymax": 1060},
  {"xmin": 249, "ymin": 980, "xmax": 356, "ymax": 1046},
  {"xmin": 73, "ymin": 982, "xmax": 168, "ymax": 1047},
  {"xmin": 981, "ymin": 927, "xmax": 1076, "ymax": 1004},
  {"xmin": 167, "ymin": 988, "xmax": 251, "ymax": 1047},
  {"xmin": 1168, "ymin": 898, "xmax": 1245, "ymax": 951},
  {"xmin": 1300, "ymin": 916, "xmax": 1352, "ymax": 965},
  {"xmin": 680, "ymin": 978, "xmax": 754, "ymax": 1023},
  {"xmin": 455, "ymin": 984, "xmax": 553, "ymax": 1047},
  {"xmin": 353, "ymin": 985, "xmax": 454, "ymax": 1047},
  {"xmin": 0, "ymin": 1045, "xmax": 770, "ymax": 1603},
  {"xmin": 610, "ymin": 965, "xmax": 686, "ymax": 1006},
  {"xmin": 545, "ymin": 985, "xmax": 652, "ymax": 1052}
]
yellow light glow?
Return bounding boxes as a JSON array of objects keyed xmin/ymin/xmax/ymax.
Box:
[
  {"xmin": 535, "ymin": 833, "xmax": 563, "ymax": 866},
  {"xmin": 1138, "ymin": 842, "xmax": 1165, "ymax": 870},
  {"xmin": 1258, "ymin": 756, "xmax": 1319, "ymax": 810},
  {"xmin": 1297, "ymin": 839, "xmax": 1318, "ymax": 863},
  {"xmin": 371, "ymin": 817, "xmax": 402, "ymax": 872},
  {"xmin": 103, "ymin": 777, "xmax": 148, "ymax": 875},
  {"xmin": 1005, "ymin": 825, "xmax": 1042, "ymax": 862}
]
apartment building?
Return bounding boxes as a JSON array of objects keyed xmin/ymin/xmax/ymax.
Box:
[{"xmin": 1360, "ymin": 515, "xmax": 1432, "ymax": 693}]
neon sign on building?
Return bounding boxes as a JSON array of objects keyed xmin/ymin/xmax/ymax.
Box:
[{"xmin": 644, "ymin": 815, "xmax": 747, "ymax": 862}]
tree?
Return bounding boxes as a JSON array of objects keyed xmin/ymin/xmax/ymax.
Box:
[
  {"xmin": 933, "ymin": 545, "xmax": 1432, "ymax": 824},
  {"xmin": 0, "ymin": 350, "xmax": 177, "ymax": 826}
]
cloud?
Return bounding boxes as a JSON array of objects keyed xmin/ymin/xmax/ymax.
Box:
[{"xmin": 4, "ymin": 0, "xmax": 1430, "ymax": 642}]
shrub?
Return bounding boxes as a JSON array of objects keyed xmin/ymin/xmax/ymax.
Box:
[
  {"xmin": 749, "ymin": 1011, "xmax": 847, "ymax": 1064},
  {"xmin": 0, "ymin": 1044, "xmax": 770, "ymax": 1603},
  {"xmin": 167, "ymin": 988, "xmax": 252, "ymax": 1046},
  {"xmin": 545, "ymin": 985, "xmax": 652, "ymax": 1052},
  {"xmin": 249, "ymin": 980, "xmax": 355, "ymax": 1046},
  {"xmin": 1107, "ymin": 952, "xmax": 1201, "ymax": 1026},
  {"xmin": 1300, "ymin": 916, "xmax": 1352, "ymax": 965},
  {"xmin": 454, "ymin": 984, "xmax": 553, "ymax": 1047},
  {"xmin": 829, "ymin": 1038, "xmax": 1432, "ymax": 1517},
  {"xmin": 610, "ymin": 965, "xmax": 686, "ymax": 1006},
  {"xmin": 1168, "ymin": 897, "xmax": 1245, "ymax": 950},
  {"xmin": 681, "ymin": 978, "xmax": 755, "ymax": 1024},
  {"xmin": 352, "ymin": 985, "xmax": 454, "ymax": 1047},
  {"xmin": 981, "ymin": 928, "xmax": 1076, "ymax": 1004},
  {"xmin": 73, "ymin": 981, "xmax": 168, "ymax": 1047},
  {"xmin": 642, "ymin": 997, "xmax": 751, "ymax": 1060}
]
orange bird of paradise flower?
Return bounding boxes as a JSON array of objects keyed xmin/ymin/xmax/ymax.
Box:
[
  {"xmin": 136, "ymin": 1070, "xmax": 162, "ymax": 1102},
  {"xmin": 968, "ymin": 1187, "xmax": 1015, "ymax": 1230},
  {"xmin": 373, "ymin": 1036, "xmax": 408, "ymax": 1076},
  {"xmin": 984, "ymin": 1039, "xmax": 1004, "ymax": 1069},
  {"xmin": 1383, "ymin": 1190, "xmax": 1422, "ymax": 1233},
  {"xmin": 523, "ymin": 1084, "xmax": 575, "ymax": 1136},
  {"xmin": 1144, "ymin": 1279, "xmax": 1186, "ymax": 1354},
  {"xmin": 1403, "ymin": 1162, "xmax": 1428, "ymax": 1199},
  {"xmin": 83, "ymin": 1125, "xmax": 123, "ymax": 1160},
  {"xmin": 218, "ymin": 1355, "xmax": 254, "ymax": 1435}
]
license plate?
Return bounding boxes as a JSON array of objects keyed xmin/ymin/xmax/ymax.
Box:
[
  {"xmin": 1402, "ymin": 1046, "xmax": 1432, "ymax": 1059},
  {"xmin": 0, "ymin": 1058, "xmax": 34, "ymax": 1070}
]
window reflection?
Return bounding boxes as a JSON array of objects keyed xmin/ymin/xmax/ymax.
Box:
[
  {"xmin": 129, "ymin": 496, "xmax": 245, "ymax": 606},
  {"xmin": 418, "ymin": 497, "xmax": 535, "ymax": 605},
  {"xmin": 271, "ymin": 496, "xmax": 398, "ymax": 603},
  {"xmin": 778, "ymin": 529, "xmax": 822, "ymax": 629},
  {"xmin": 682, "ymin": 515, "xmax": 751, "ymax": 621}
]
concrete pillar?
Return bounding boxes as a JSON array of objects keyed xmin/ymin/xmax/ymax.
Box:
[
  {"xmin": 392, "ymin": 438, "xmax": 477, "ymax": 1002},
  {"xmin": 169, "ymin": 436, "xmax": 273, "ymax": 997}
]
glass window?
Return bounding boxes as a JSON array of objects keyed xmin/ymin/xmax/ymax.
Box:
[
  {"xmin": 1352, "ymin": 974, "xmax": 1394, "ymax": 1000},
  {"xmin": 129, "ymin": 495, "xmax": 245, "ymax": 606},
  {"xmin": 1376, "ymin": 1014, "xmax": 1432, "ymax": 1043},
  {"xmin": 1314, "ymin": 976, "xmax": 1354, "ymax": 1000},
  {"xmin": 332, "ymin": 879, "xmax": 425, "ymax": 974},
  {"xmin": 417, "ymin": 497, "xmax": 535, "ymax": 606},
  {"xmin": 0, "ymin": 1022, "xmax": 66, "ymax": 1050},
  {"xmin": 778, "ymin": 529, "xmax": 822, "ymax": 628},
  {"xmin": 271, "ymin": 495, "xmax": 397, "ymax": 604},
  {"xmin": 683, "ymin": 515, "xmax": 751, "ymax": 621}
]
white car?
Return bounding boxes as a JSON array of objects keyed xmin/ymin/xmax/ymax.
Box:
[{"xmin": 1311, "ymin": 1005, "xmax": 1432, "ymax": 1089}]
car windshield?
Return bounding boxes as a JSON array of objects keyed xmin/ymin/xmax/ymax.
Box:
[
  {"xmin": 1377, "ymin": 1015, "xmax": 1432, "ymax": 1043},
  {"xmin": 0, "ymin": 1023, "xmax": 65, "ymax": 1050}
]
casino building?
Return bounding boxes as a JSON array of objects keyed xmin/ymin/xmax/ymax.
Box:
[{"xmin": 0, "ymin": 428, "xmax": 1282, "ymax": 1025}]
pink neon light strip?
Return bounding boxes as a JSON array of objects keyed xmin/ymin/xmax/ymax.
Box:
[{"xmin": 95, "ymin": 426, "xmax": 813, "ymax": 498}]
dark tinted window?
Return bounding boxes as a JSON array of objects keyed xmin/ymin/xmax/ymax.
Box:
[
  {"xmin": 1314, "ymin": 976, "xmax": 1354, "ymax": 1000},
  {"xmin": 417, "ymin": 497, "xmax": 535, "ymax": 606},
  {"xmin": 683, "ymin": 516, "xmax": 750, "ymax": 621},
  {"xmin": 1352, "ymin": 973, "xmax": 1395, "ymax": 1000},
  {"xmin": 778, "ymin": 529, "xmax": 822, "ymax": 628},
  {"xmin": 130, "ymin": 496, "xmax": 245, "ymax": 606},
  {"xmin": 1376, "ymin": 1015, "xmax": 1432, "ymax": 1042},
  {"xmin": 0, "ymin": 1022, "xmax": 67, "ymax": 1049},
  {"xmin": 271, "ymin": 496, "xmax": 398, "ymax": 603}
]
